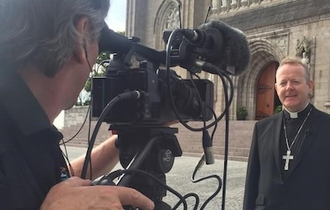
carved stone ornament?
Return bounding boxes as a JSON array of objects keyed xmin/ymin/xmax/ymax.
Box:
[
  {"xmin": 296, "ymin": 37, "xmax": 312, "ymax": 68},
  {"xmin": 165, "ymin": 6, "xmax": 180, "ymax": 30}
]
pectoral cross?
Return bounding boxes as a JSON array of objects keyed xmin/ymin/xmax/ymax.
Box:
[{"xmin": 282, "ymin": 150, "xmax": 293, "ymax": 170}]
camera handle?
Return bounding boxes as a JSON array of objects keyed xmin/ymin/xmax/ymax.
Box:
[{"xmin": 112, "ymin": 126, "xmax": 182, "ymax": 210}]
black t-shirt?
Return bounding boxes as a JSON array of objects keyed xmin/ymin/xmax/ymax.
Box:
[{"xmin": 0, "ymin": 70, "xmax": 70, "ymax": 210}]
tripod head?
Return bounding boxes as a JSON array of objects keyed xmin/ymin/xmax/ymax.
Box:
[{"xmin": 111, "ymin": 125, "xmax": 182, "ymax": 210}]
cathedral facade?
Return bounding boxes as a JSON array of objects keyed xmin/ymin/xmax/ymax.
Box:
[{"xmin": 126, "ymin": 0, "xmax": 330, "ymax": 120}]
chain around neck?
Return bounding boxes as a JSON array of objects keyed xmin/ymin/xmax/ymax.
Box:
[{"xmin": 283, "ymin": 107, "xmax": 312, "ymax": 151}]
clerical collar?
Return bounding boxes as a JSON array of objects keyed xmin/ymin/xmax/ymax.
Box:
[{"xmin": 283, "ymin": 103, "xmax": 311, "ymax": 119}]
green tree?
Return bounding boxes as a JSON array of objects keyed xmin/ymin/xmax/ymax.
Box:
[
  {"xmin": 84, "ymin": 52, "xmax": 111, "ymax": 93},
  {"xmin": 117, "ymin": 31, "xmax": 125, "ymax": 36},
  {"xmin": 96, "ymin": 52, "xmax": 111, "ymax": 66},
  {"xmin": 86, "ymin": 30, "xmax": 125, "ymax": 92},
  {"xmin": 236, "ymin": 106, "xmax": 248, "ymax": 120}
]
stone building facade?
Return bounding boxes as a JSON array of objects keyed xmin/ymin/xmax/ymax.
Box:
[
  {"xmin": 59, "ymin": 0, "xmax": 330, "ymax": 160},
  {"xmin": 126, "ymin": 0, "xmax": 330, "ymax": 120}
]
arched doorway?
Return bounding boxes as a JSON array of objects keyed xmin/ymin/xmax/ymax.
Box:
[{"xmin": 255, "ymin": 61, "xmax": 280, "ymax": 120}]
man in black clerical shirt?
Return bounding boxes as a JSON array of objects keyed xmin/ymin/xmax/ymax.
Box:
[
  {"xmin": 0, "ymin": 1, "xmax": 155, "ymax": 210},
  {"xmin": 243, "ymin": 56, "xmax": 330, "ymax": 210}
]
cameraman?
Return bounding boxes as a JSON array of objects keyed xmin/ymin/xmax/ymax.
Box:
[{"xmin": 0, "ymin": 0, "xmax": 154, "ymax": 210}]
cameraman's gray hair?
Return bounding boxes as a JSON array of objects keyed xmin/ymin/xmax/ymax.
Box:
[{"xmin": 0, "ymin": 0, "xmax": 110, "ymax": 77}]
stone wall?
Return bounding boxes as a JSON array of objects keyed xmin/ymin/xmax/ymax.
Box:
[{"xmin": 126, "ymin": 0, "xmax": 330, "ymax": 118}]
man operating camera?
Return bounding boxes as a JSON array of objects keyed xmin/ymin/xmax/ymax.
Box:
[{"xmin": 0, "ymin": 1, "xmax": 154, "ymax": 209}]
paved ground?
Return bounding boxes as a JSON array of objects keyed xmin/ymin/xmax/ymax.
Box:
[{"xmin": 63, "ymin": 146, "xmax": 247, "ymax": 210}]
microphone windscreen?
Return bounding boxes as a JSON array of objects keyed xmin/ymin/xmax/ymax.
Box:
[{"xmin": 198, "ymin": 20, "xmax": 251, "ymax": 76}]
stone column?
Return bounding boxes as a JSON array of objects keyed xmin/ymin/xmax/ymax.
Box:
[
  {"xmin": 231, "ymin": 0, "xmax": 237, "ymax": 9},
  {"xmin": 325, "ymin": 36, "xmax": 330, "ymax": 112},
  {"xmin": 212, "ymin": 0, "xmax": 219, "ymax": 11},
  {"xmin": 241, "ymin": 0, "xmax": 248, "ymax": 6},
  {"xmin": 221, "ymin": 0, "xmax": 227, "ymax": 11}
]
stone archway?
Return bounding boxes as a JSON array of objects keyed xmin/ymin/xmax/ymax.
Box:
[
  {"xmin": 153, "ymin": 0, "xmax": 181, "ymax": 50},
  {"xmin": 236, "ymin": 39, "xmax": 285, "ymax": 120}
]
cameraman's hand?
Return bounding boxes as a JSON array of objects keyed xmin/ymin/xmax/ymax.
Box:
[{"xmin": 40, "ymin": 177, "xmax": 154, "ymax": 210}]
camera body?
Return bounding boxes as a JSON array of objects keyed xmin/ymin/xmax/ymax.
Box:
[{"xmin": 91, "ymin": 56, "xmax": 214, "ymax": 125}]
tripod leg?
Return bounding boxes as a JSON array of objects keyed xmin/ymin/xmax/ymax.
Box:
[{"xmin": 117, "ymin": 137, "xmax": 158, "ymax": 186}]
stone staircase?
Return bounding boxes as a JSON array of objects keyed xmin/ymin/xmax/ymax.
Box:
[{"xmin": 59, "ymin": 120, "xmax": 256, "ymax": 162}]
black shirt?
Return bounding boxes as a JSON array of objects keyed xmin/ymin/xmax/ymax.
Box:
[
  {"xmin": 0, "ymin": 70, "xmax": 70, "ymax": 210},
  {"xmin": 280, "ymin": 104, "xmax": 312, "ymax": 179}
]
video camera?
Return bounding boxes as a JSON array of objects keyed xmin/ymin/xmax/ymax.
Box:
[
  {"xmin": 91, "ymin": 26, "xmax": 214, "ymax": 125},
  {"xmin": 91, "ymin": 60, "xmax": 214, "ymax": 125},
  {"xmin": 84, "ymin": 20, "xmax": 251, "ymax": 209}
]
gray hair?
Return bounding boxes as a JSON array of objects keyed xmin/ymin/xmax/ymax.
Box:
[
  {"xmin": 0, "ymin": 0, "xmax": 110, "ymax": 77},
  {"xmin": 277, "ymin": 56, "xmax": 311, "ymax": 81}
]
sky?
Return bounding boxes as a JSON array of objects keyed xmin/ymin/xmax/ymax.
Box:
[{"xmin": 105, "ymin": 0, "xmax": 127, "ymax": 32}]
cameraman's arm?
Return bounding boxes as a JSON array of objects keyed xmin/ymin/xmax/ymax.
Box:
[{"xmin": 70, "ymin": 135, "xmax": 119, "ymax": 180}]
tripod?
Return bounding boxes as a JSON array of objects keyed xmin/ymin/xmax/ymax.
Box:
[{"xmin": 111, "ymin": 125, "xmax": 183, "ymax": 210}]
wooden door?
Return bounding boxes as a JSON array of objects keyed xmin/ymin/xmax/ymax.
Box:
[{"xmin": 255, "ymin": 62, "xmax": 277, "ymax": 120}]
